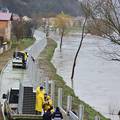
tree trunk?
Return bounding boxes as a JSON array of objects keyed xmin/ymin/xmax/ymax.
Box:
[
  {"xmin": 71, "ymin": 18, "xmax": 87, "ymax": 88},
  {"xmin": 60, "ymin": 30, "xmax": 64, "ymax": 51}
]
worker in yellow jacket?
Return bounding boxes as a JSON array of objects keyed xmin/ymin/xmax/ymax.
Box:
[
  {"xmin": 43, "ymin": 93, "xmax": 54, "ymax": 113},
  {"xmin": 35, "ymin": 86, "xmax": 45, "ymax": 114}
]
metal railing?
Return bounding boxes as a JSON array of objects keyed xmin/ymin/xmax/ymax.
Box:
[
  {"xmin": 69, "ymin": 111, "xmax": 79, "ymax": 120},
  {"xmin": 44, "ymin": 80, "xmax": 81, "ymax": 120},
  {"xmin": 57, "ymin": 87, "xmax": 101, "ymax": 120},
  {"xmin": 23, "ymin": 30, "xmax": 47, "ymax": 88}
]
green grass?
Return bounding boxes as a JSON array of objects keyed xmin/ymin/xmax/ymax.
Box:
[
  {"xmin": 12, "ymin": 37, "xmax": 35, "ymax": 50},
  {"xmin": 38, "ymin": 38, "xmax": 108, "ymax": 120},
  {"xmin": 0, "ymin": 37, "xmax": 35, "ymax": 73},
  {"xmin": 0, "ymin": 37, "xmax": 35, "ymax": 120}
]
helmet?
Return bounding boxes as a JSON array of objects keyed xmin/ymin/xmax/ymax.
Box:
[{"xmin": 47, "ymin": 96, "xmax": 50, "ymax": 99}]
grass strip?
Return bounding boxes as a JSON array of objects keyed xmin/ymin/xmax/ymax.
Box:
[
  {"xmin": 0, "ymin": 38, "xmax": 35, "ymax": 73},
  {"xmin": 38, "ymin": 38, "xmax": 108, "ymax": 120}
]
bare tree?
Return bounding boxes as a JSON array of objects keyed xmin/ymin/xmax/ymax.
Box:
[
  {"xmin": 84, "ymin": 0, "xmax": 120, "ymax": 61},
  {"xmin": 13, "ymin": 20, "xmax": 34, "ymax": 41},
  {"xmin": 108, "ymin": 104, "xmax": 120, "ymax": 120},
  {"xmin": 54, "ymin": 12, "xmax": 72, "ymax": 51},
  {"xmin": 12, "ymin": 21, "xmax": 25, "ymax": 41},
  {"xmin": 71, "ymin": 3, "xmax": 91, "ymax": 88}
]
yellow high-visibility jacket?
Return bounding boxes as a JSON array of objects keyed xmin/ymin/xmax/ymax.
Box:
[
  {"xmin": 35, "ymin": 87, "xmax": 45, "ymax": 112},
  {"xmin": 43, "ymin": 96, "xmax": 53, "ymax": 112},
  {"xmin": 36, "ymin": 86, "xmax": 45, "ymax": 95},
  {"xmin": 24, "ymin": 53, "xmax": 28, "ymax": 61},
  {"xmin": 20, "ymin": 51, "xmax": 28, "ymax": 61}
]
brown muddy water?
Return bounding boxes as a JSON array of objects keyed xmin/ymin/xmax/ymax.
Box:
[{"xmin": 51, "ymin": 33, "xmax": 120, "ymax": 120}]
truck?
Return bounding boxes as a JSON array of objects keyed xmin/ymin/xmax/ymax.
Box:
[
  {"xmin": 12, "ymin": 51, "xmax": 28, "ymax": 69},
  {"xmin": 2, "ymin": 85, "xmax": 43, "ymax": 120}
]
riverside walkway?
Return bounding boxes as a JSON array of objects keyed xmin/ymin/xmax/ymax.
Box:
[{"xmin": 0, "ymin": 31, "xmax": 101, "ymax": 120}]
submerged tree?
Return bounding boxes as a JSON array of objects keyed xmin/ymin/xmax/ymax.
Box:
[
  {"xmin": 71, "ymin": 2, "xmax": 92, "ymax": 88},
  {"xmin": 54, "ymin": 12, "xmax": 72, "ymax": 51},
  {"xmin": 71, "ymin": 0, "xmax": 120, "ymax": 88}
]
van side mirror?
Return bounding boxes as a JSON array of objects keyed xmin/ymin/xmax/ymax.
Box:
[{"xmin": 2, "ymin": 94, "xmax": 7, "ymax": 99}]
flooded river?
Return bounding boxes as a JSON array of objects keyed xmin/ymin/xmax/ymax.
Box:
[{"xmin": 51, "ymin": 33, "xmax": 120, "ymax": 120}]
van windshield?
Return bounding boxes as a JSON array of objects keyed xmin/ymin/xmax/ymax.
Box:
[{"xmin": 13, "ymin": 52, "xmax": 24, "ymax": 59}]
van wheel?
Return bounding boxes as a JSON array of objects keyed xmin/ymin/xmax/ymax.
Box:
[{"xmin": 23, "ymin": 64, "xmax": 26, "ymax": 69}]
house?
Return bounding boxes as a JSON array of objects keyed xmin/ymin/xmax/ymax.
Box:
[
  {"xmin": 0, "ymin": 12, "xmax": 12, "ymax": 45},
  {"xmin": 22, "ymin": 16, "xmax": 32, "ymax": 22}
]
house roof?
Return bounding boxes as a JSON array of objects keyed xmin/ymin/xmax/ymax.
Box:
[{"xmin": 0, "ymin": 12, "xmax": 12, "ymax": 21}]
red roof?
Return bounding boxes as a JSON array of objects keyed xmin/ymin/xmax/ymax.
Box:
[{"xmin": 0, "ymin": 12, "xmax": 12, "ymax": 21}]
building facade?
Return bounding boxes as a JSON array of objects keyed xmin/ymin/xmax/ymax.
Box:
[{"xmin": 0, "ymin": 12, "xmax": 12, "ymax": 45}]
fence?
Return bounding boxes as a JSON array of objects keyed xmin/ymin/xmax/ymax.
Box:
[
  {"xmin": 14, "ymin": 30, "xmax": 103, "ymax": 120},
  {"xmin": 58, "ymin": 87, "xmax": 101, "ymax": 120},
  {"xmin": 23, "ymin": 30, "xmax": 47, "ymax": 88},
  {"xmin": 44, "ymin": 79, "xmax": 101, "ymax": 120},
  {"xmin": 16, "ymin": 30, "xmax": 102, "ymax": 120}
]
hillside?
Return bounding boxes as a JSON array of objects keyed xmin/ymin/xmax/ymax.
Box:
[{"xmin": 0, "ymin": 0, "xmax": 82, "ymax": 16}]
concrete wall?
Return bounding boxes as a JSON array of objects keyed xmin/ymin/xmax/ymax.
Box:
[{"xmin": 5, "ymin": 21, "xmax": 11, "ymax": 40}]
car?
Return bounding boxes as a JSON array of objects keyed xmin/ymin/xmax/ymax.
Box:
[{"xmin": 12, "ymin": 51, "xmax": 28, "ymax": 69}]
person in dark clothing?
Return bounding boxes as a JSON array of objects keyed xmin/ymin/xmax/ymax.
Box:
[
  {"xmin": 43, "ymin": 109, "xmax": 52, "ymax": 120},
  {"xmin": 31, "ymin": 56, "xmax": 35, "ymax": 62},
  {"xmin": 52, "ymin": 107, "xmax": 63, "ymax": 120}
]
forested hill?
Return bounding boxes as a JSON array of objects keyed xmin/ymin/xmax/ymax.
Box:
[{"xmin": 0, "ymin": 0, "xmax": 82, "ymax": 16}]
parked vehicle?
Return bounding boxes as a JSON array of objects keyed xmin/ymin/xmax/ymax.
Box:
[{"xmin": 12, "ymin": 51, "xmax": 28, "ymax": 69}]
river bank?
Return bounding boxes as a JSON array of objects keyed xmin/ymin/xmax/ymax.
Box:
[
  {"xmin": 51, "ymin": 33, "xmax": 120, "ymax": 120},
  {"xmin": 38, "ymin": 38, "xmax": 108, "ymax": 120}
]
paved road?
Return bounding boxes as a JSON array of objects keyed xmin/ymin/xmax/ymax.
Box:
[{"xmin": 0, "ymin": 30, "xmax": 46, "ymax": 104}]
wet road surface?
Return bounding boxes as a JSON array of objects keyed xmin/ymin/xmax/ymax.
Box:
[{"xmin": 0, "ymin": 30, "xmax": 46, "ymax": 105}]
